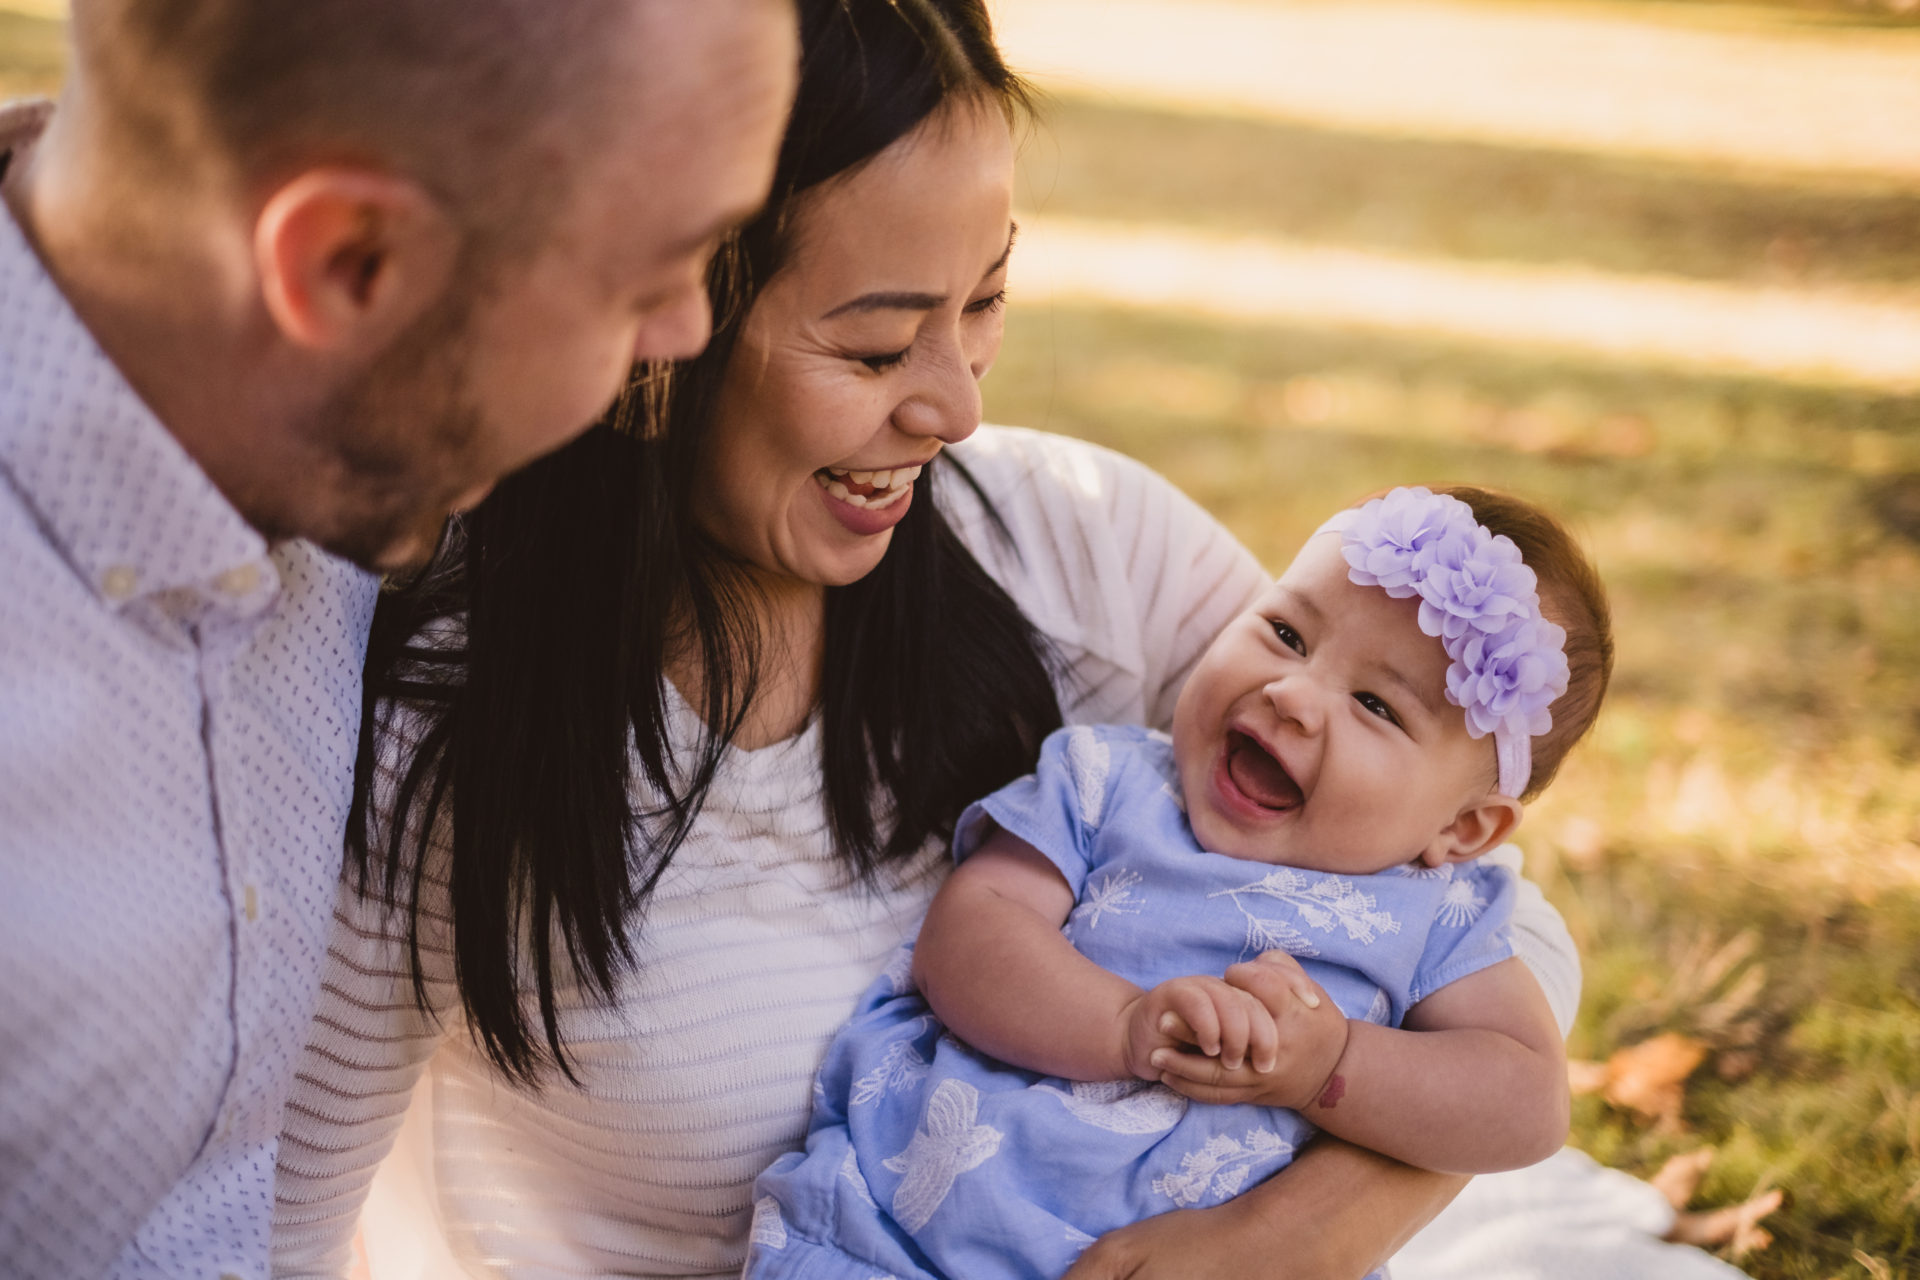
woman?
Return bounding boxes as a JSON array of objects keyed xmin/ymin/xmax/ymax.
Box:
[{"xmin": 271, "ymin": 1, "xmax": 1582, "ymax": 1275}]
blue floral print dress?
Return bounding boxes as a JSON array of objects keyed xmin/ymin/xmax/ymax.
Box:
[{"xmin": 747, "ymin": 725, "xmax": 1517, "ymax": 1280}]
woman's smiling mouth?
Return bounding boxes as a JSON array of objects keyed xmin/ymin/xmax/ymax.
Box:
[{"xmin": 812, "ymin": 463, "xmax": 923, "ymax": 510}]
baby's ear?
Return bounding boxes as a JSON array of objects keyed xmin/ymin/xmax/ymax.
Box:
[{"xmin": 1418, "ymin": 795, "xmax": 1524, "ymax": 867}]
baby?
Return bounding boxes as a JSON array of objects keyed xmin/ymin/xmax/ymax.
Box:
[{"xmin": 747, "ymin": 485, "xmax": 1614, "ymax": 1280}]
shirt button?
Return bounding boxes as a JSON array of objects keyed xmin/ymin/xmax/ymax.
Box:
[
  {"xmin": 243, "ymin": 883, "xmax": 260, "ymax": 922},
  {"xmin": 215, "ymin": 563, "xmax": 263, "ymax": 596},
  {"xmin": 100, "ymin": 565, "xmax": 138, "ymax": 600}
]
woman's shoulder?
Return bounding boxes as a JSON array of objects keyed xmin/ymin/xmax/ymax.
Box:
[
  {"xmin": 943, "ymin": 424, "xmax": 1172, "ymax": 517},
  {"xmin": 937, "ymin": 426, "xmax": 1264, "ymax": 703}
]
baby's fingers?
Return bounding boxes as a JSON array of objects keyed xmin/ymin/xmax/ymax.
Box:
[
  {"xmin": 1161, "ymin": 988, "xmax": 1220, "ymax": 1056},
  {"xmin": 1243, "ymin": 993, "xmax": 1280, "ymax": 1075},
  {"xmin": 1212, "ymin": 989, "xmax": 1255, "ymax": 1070}
]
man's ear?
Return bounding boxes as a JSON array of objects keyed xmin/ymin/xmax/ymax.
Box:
[
  {"xmin": 254, "ymin": 168, "xmax": 459, "ymax": 352},
  {"xmin": 1418, "ymin": 794, "xmax": 1524, "ymax": 868}
]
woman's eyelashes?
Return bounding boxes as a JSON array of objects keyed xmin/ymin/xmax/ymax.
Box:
[
  {"xmin": 851, "ymin": 290, "xmax": 1005, "ymax": 370},
  {"xmin": 857, "ymin": 346, "xmax": 911, "ymax": 372},
  {"xmin": 964, "ymin": 287, "xmax": 1008, "ymax": 315}
]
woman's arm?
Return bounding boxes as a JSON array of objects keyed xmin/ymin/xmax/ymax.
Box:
[{"xmin": 1063, "ymin": 1139, "xmax": 1469, "ymax": 1280}]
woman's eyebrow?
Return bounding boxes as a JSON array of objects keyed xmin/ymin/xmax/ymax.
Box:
[
  {"xmin": 821, "ymin": 224, "xmax": 1019, "ymax": 320},
  {"xmin": 823, "ymin": 290, "xmax": 946, "ymax": 318}
]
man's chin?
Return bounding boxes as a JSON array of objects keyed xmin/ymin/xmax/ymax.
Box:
[{"xmin": 318, "ymin": 509, "xmax": 454, "ymax": 577}]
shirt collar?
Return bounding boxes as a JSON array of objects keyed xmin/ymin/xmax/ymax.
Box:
[{"xmin": 0, "ymin": 102, "xmax": 273, "ymax": 614}]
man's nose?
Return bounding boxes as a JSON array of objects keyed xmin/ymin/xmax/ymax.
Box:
[{"xmin": 632, "ymin": 285, "xmax": 713, "ymax": 365}]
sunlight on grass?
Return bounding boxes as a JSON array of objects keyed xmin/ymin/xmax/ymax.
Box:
[{"xmin": 995, "ymin": 0, "xmax": 1920, "ymax": 181}]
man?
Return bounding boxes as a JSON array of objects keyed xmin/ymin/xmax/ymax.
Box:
[{"xmin": 0, "ymin": 1, "xmax": 795, "ymax": 1275}]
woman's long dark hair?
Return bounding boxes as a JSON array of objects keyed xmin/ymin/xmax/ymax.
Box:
[{"xmin": 348, "ymin": 0, "xmax": 1061, "ymax": 1085}]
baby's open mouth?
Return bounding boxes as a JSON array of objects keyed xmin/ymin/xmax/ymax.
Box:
[
  {"xmin": 813, "ymin": 464, "xmax": 922, "ymax": 510},
  {"xmin": 1226, "ymin": 731, "xmax": 1303, "ymax": 811}
]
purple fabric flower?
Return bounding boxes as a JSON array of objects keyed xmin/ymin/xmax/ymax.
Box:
[
  {"xmin": 1324, "ymin": 486, "xmax": 1572, "ymax": 797},
  {"xmin": 1445, "ymin": 617, "xmax": 1570, "ymax": 741},
  {"xmin": 1336, "ymin": 486, "xmax": 1477, "ymax": 600},
  {"xmin": 1415, "ymin": 531, "xmax": 1538, "ymax": 643}
]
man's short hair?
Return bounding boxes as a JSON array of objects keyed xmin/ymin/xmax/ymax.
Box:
[{"xmin": 73, "ymin": 0, "xmax": 630, "ymax": 244}]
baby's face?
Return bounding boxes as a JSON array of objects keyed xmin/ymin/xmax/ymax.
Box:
[{"xmin": 1171, "ymin": 532, "xmax": 1501, "ymax": 874}]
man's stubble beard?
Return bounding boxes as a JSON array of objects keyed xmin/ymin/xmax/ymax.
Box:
[{"xmin": 296, "ymin": 285, "xmax": 489, "ymax": 574}]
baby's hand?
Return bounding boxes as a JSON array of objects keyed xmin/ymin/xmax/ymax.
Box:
[
  {"xmin": 1150, "ymin": 952, "xmax": 1349, "ymax": 1110},
  {"xmin": 1121, "ymin": 975, "xmax": 1279, "ymax": 1086}
]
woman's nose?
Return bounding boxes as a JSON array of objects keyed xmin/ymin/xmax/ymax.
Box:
[{"xmin": 892, "ymin": 339, "xmax": 983, "ymax": 445}]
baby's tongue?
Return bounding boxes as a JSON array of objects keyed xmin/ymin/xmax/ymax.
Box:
[{"xmin": 1227, "ymin": 734, "xmax": 1303, "ymax": 810}]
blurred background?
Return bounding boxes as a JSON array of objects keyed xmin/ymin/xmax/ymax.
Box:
[{"xmin": 3, "ymin": 0, "xmax": 1915, "ymax": 1275}]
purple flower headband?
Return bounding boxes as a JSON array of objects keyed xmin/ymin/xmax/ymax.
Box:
[{"xmin": 1320, "ymin": 487, "xmax": 1569, "ymax": 798}]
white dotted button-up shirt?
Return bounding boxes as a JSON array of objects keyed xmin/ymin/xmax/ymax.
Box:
[{"xmin": 0, "ymin": 103, "xmax": 379, "ymax": 1278}]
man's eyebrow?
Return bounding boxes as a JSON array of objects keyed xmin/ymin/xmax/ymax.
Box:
[{"xmin": 821, "ymin": 222, "xmax": 1019, "ymax": 321}]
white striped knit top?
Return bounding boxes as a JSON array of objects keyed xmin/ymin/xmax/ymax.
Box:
[{"xmin": 271, "ymin": 426, "xmax": 1580, "ymax": 1279}]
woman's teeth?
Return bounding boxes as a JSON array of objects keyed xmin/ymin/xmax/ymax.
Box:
[{"xmin": 814, "ymin": 464, "xmax": 923, "ymax": 510}]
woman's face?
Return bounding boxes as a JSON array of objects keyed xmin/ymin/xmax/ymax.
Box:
[{"xmin": 697, "ymin": 99, "xmax": 1017, "ymax": 588}]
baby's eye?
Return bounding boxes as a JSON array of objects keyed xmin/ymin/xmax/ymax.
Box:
[
  {"xmin": 1269, "ymin": 619, "xmax": 1305, "ymax": 654},
  {"xmin": 1353, "ymin": 692, "xmax": 1401, "ymax": 727}
]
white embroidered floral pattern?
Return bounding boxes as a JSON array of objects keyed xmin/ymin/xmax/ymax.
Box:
[
  {"xmin": 882, "ymin": 1079, "xmax": 1003, "ymax": 1232},
  {"xmin": 1437, "ymin": 878, "xmax": 1489, "ymax": 927},
  {"xmin": 851, "ymin": 1028, "xmax": 933, "ymax": 1107},
  {"xmin": 1034, "ymin": 1078, "xmax": 1189, "ymax": 1134},
  {"xmin": 1363, "ymin": 988, "xmax": 1393, "ymax": 1025},
  {"xmin": 1391, "ymin": 862, "xmax": 1454, "ymax": 881},
  {"xmin": 1209, "ymin": 868, "xmax": 1402, "ymax": 960},
  {"xmin": 1067, "ymin": 726, "xmax": 1112, "ymax": 826},
  {"xmin": 749, "ymin": 1196, "xmax": 788, "ymax": 1249},
  {"xmin": 840, "ymin": 1148, "xmax": 878, "ymax": 1208},
  {"xmin": 1151, "ymin": 1129, "xmax": 1294, "ymax": 1207},
  {"xmin": 1068, "ymin": 869, "xmax": 1146, "ymax": 933},
  {"xmin": 880, "ymin": 944, "xmax": 917, "ymax": 996}
]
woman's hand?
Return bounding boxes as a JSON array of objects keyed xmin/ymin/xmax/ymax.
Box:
[{"xmin": 1145, "ymin": 953, "xmax": 1349, "ymax": 1109}]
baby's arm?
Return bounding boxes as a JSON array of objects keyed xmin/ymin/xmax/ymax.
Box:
[
  {"xmin": 1157, "ymin": 955, "xmax": 1569, "ymax": 1174},
  {"xmin": 914, "ymin": 827, "xmax": 1294, "ymax": 1082}
]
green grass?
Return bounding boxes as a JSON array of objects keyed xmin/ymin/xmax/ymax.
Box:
[{"xmin": 984, "ymin": 300, "xmax": 1920, "ymax": 1278}]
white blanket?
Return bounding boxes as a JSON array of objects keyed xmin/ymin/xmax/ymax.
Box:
[{"xmin": 1396, "ymin": 1149, "xmax": 1752, "ymax": 1280}]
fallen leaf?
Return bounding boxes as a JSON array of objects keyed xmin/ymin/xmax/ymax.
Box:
[
  {"xmin": 1567, "ymin": 1059, "xmax": 1611, "ymax": 1096},
  {"xmin": 1852, "ymin": 1249, "xmax": 1894, "ymax": 1280},
  {"xmin": 1666, "ymin": 1186, "xmax": 1783, "ymax": 1260},
  {"xmin": 1651, "ymin": 1147, "xmax": 1716, "ymax": 1211},
  {"xmin": 1602, "ymin": 1033, "xmax": 1709, "ymax": 1131}
]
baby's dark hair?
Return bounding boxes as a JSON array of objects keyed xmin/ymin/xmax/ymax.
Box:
[
  {"xmin": 1436, "ymin": 485, "xmax": 1612, "ymax": 794},
  {"xmin": 1432, "ymin": 486, "xmax": 1613, "ymax": 801}
]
